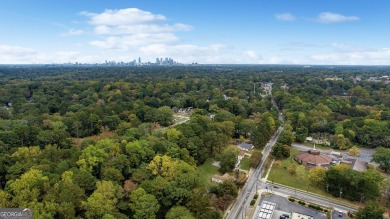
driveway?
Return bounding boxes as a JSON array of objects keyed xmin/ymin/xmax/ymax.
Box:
[{"xmin": 332, "ymin": 210, "xmax": 346, "ymax": 219}]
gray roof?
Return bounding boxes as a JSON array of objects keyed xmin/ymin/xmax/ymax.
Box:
[
  {"xmin": 239, "ymin": 142, "xmax": 254, "ymax": 150},
  {"xmin": 353, "ymin": 159, "xmax": 368, "ymax": 172}
]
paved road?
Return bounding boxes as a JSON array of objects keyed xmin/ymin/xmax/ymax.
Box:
[
  {"xmin": 268, "ymin": 184, "xmax": 358, "ymax": 213},
  {"xmin": 227, "ymin": 87, "xmax": 284, "ymax": 219},
  {"xmin": 227, "ymin": 127, "xmax": 283, "ymax": 219}
]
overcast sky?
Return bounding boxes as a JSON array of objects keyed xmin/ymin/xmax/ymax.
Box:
[{"xmin": 1, "ymin": 0, "xmax": 390, "ymax": 65}]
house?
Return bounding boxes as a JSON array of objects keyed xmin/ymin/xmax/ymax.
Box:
[
  {"xmin": 238, "ymin": 142, "xmax": 254, "ymax": 151},
  {"xmin": 238, "ymin": 150, "xmax": 246, "ymax": 160},
  {"xmin": 211, "ymin": 173, "xmax": 234, "ymax": 184},
  {"xmin": 281, "ymin": 84, "xmax": 289, "ymax": 90}
]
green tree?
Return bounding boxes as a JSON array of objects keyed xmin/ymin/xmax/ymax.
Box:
[
  {"xmin": 125, "ymin": 140, "xmax": 154, "ymax": 168},
  {"xmin": 324, "ymin": 165, "xmax": 382, "ymax": 201},
  {"xmin": 187, "ymin": 188, "xmax": 213, "ymax": 218},
  {"xmin": 148, "ymin": 155, "xmax": 196, "ymax": 181},
  {"xmin": 308, "ymin": 166, "xmax": 326, "ymax": 186},
  {"xmin": 336, "ymin": 134, "xmax": 351, "ymax": 150},
  {"xmin": 212, "ymin": 180, "xmax": 238, "ymax": 197},
  {"xmin": 166, "ymin": 128, "xmax": 182, "ymax": 143},
  {"xmin": 157, "ymin": 106, "xmax": 174, "ymax": 126},
  {"xmin": 295, "ymin": 126, "xmax": 308, "ymax": 143},
  {"xmin": 44, "ymin": 171, "xmax": 85, "ymax": 219},
  {"xmin": 166, "ymin": 206, "xmax": 195, "ymax": 219},
  {"xmin": 7, "ymin": 169, "xmax": 49, "ymax": 207},
  {"xmin": 82, "ymin": 181, "xmax": 120, "ymax": 218},
  {"xmin": 76, "ymin": 144, "xmax": 108, "ymax": 173},
  {"xmin": 218, "ymin": 147, "xmax": 238, "ymax": 173},
  {"xmin": 129, "ymin": 187, "xmax": 160, "ymax": 219},
  {"xmin": 355, "ymin": 200, "xmax": 384, "ymax": 219},
  {"xmin": 0, "ymin": 189, "xmax": 11, "ymax": 207},
  {"xmin": 249, "ymin": 150, "xmax": 262, "ymax": 168},
  {"xmin": 372, "ymin": 147, "xmax": 390, "ymax": 172},
  {"xmin": 348, "ymin": 146, "xmax": 361, "ymax": 156},
  {"xmin": 278, "ymin": 123, "xmax": 295, "ymax": 145},
  {"xmin": 271, "ymin": 143, "xmax": 290, "ymax": 159}
]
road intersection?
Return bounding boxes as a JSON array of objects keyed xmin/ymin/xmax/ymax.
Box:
[{"xmin": 226, "ymin": 90, "xmax": 358, "ymax": 219}]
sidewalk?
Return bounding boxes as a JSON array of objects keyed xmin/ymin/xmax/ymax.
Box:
[{"xmin": 246, "ymin": 158, "xmax": 275, "ymax": 219}]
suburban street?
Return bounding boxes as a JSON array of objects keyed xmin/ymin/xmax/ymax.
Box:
[
  {"xmin": 227, "ymin": 89, "xmax": 284, "ymax": 219},
  {"xmin": 226, "ymin": 89, "xmax": 362, "ymax": 219},
  {"xmin": 226, "ymin": 126, "xmax": 284, "ymax": 219},
  {"xmin": 266, "ymin": 184, "xmax": 358, "ymax": 213}
]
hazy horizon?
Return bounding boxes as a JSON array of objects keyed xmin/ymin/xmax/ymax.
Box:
[{"xmin": 1, "ymin": 0, "xmax": 390, "ymax": 65}]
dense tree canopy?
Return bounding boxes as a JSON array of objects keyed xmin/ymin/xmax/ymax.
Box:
[{"xmin": 0, "ymin": 65, "xmax": 388, "ymax": 218}]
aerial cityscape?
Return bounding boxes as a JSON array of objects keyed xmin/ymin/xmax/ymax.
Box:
[{"xmin": 0, "ymin": 1, "xmax": 389, "ymax": 219}]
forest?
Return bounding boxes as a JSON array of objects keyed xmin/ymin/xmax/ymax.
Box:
[{"xmin": 0, "ymin": 65, "xmax": 389, "ymax": 218}]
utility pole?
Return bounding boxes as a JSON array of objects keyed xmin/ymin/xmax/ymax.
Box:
[
  {"xmin": 339, "ymin": 188, "xmax": 342, "ymax": 199},
  {"xmin": 326, "ymin": 184, "xmax": 329, "ymax": 199}
]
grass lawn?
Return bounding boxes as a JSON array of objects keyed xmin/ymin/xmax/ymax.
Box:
[
  {"xmin": 198, "ymin": 158, "xmax": 220, "ymax": 187},
  {"xmin": 267, "ymin": 149, "xmax": 360, "ymax": 207},
  {"xmin": 267, "ymin": 149, "xmax": 328, "ymax": 196},
  {"xmin": 240, "ymin": 157, "xmax": 250, "ymax": 171}
]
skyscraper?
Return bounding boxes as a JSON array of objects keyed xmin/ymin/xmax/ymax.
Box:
[{"xmin": 138, "ymin": 57, "xmax": 141, "ymax": 64}]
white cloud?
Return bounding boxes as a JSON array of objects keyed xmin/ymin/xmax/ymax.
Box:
[
  {"xmin": 90, "ymin": 33, "xmax": 179, "ymax": 50},
  {"xmin": 79, "ymin": 7, "xmax": 194, "ymax": 53},
  {"xmin": 0, "ymin": 44, "xmax": 36, "ymax": 54},
  {"xmin": 0, "ymin": 44, "xmax": 38, "ymax": 63},
  {"xmin": 243, "ymin": 50, "xmax": 259, "ymax": 59},
  {"xmin": 275, "ymin": 13, "xmax": 296, "ymax": 21},
  {"xmin": 0, "ymin": 44, "xmax": 102, "ymax": 64},
  {"xmin": 316, "ymin": 12, "xmax": 359, "ymax": 23},
  {"xmin": 139, "ymin": 44, "xmax": 228, "ymax": 63},
  {"xmin": 81, "ymin": 8, "xmax": 166, "ymax": 26},
  {"xmin": 61, "ymin": 28, "xmax": 84, "ymax": 36},
  {"xmin": 310, "ymin": 47, "xmax": 390, "ymax": 65},
  {"xmin": 93, "ymin": 23, "xmax": 193, "ymax": 35}
]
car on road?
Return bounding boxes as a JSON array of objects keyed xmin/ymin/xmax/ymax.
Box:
[
  {"xmin": 279, "ymin": 214, "xmax": 290, "ymax": 219},
  {"xmin": 338, "ymin": 211, "xmax": 343, "ymax": 217}
]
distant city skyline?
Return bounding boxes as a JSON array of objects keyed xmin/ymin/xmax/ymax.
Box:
[{"xmin": 1, "ymin": 0, "xmax": 390, "ymax": 65}]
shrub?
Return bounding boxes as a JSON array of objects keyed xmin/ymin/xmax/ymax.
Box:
[
  {"xmin": 250, "ymin": 200, "xmax": 256, "ymax": 205},
  {"xmin": 298, "ymin": 200, "xmax": 306, "ymax": 206},
  {"xmin": 308, "ymin": 204, "xmax": 322, "ymax": 211},
  {"xmin": 288, "ymin": 197, "xmax": 295, "ymax": 202},
  {"xmin": 254, "ymin": 194, "xmax": 259, "ymax": 199}
]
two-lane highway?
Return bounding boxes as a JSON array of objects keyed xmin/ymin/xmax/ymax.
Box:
[
  {"xmin": 227, "ymin": 126, "xmax": 284, "ymax": 219},
  {"xmin": 227, "ymin": 88, "xmax": 284, "ymax": 219},
  {"xmin": 269, "ymin": 184, "xmax": 358, "ymax": 213}
]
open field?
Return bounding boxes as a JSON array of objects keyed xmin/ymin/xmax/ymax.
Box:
[
  {"xmin": 240, "ymin": 157, "xmax": 250, "ymax": 171},
  {"xmin": 268, "ymin": 149, "xmax": 330, "ymax": 197},
  {"xmin": 267, "ymin": 148, "xmax": 361, "ymax": 207},
  {"xmin": 198, "ymin": 158, "xmax": 220, "ymax": 187}
]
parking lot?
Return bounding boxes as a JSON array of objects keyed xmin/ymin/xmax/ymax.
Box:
[{"xmin": 258, "ymin": 194, "xmax": 327, "ymax": 219}]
